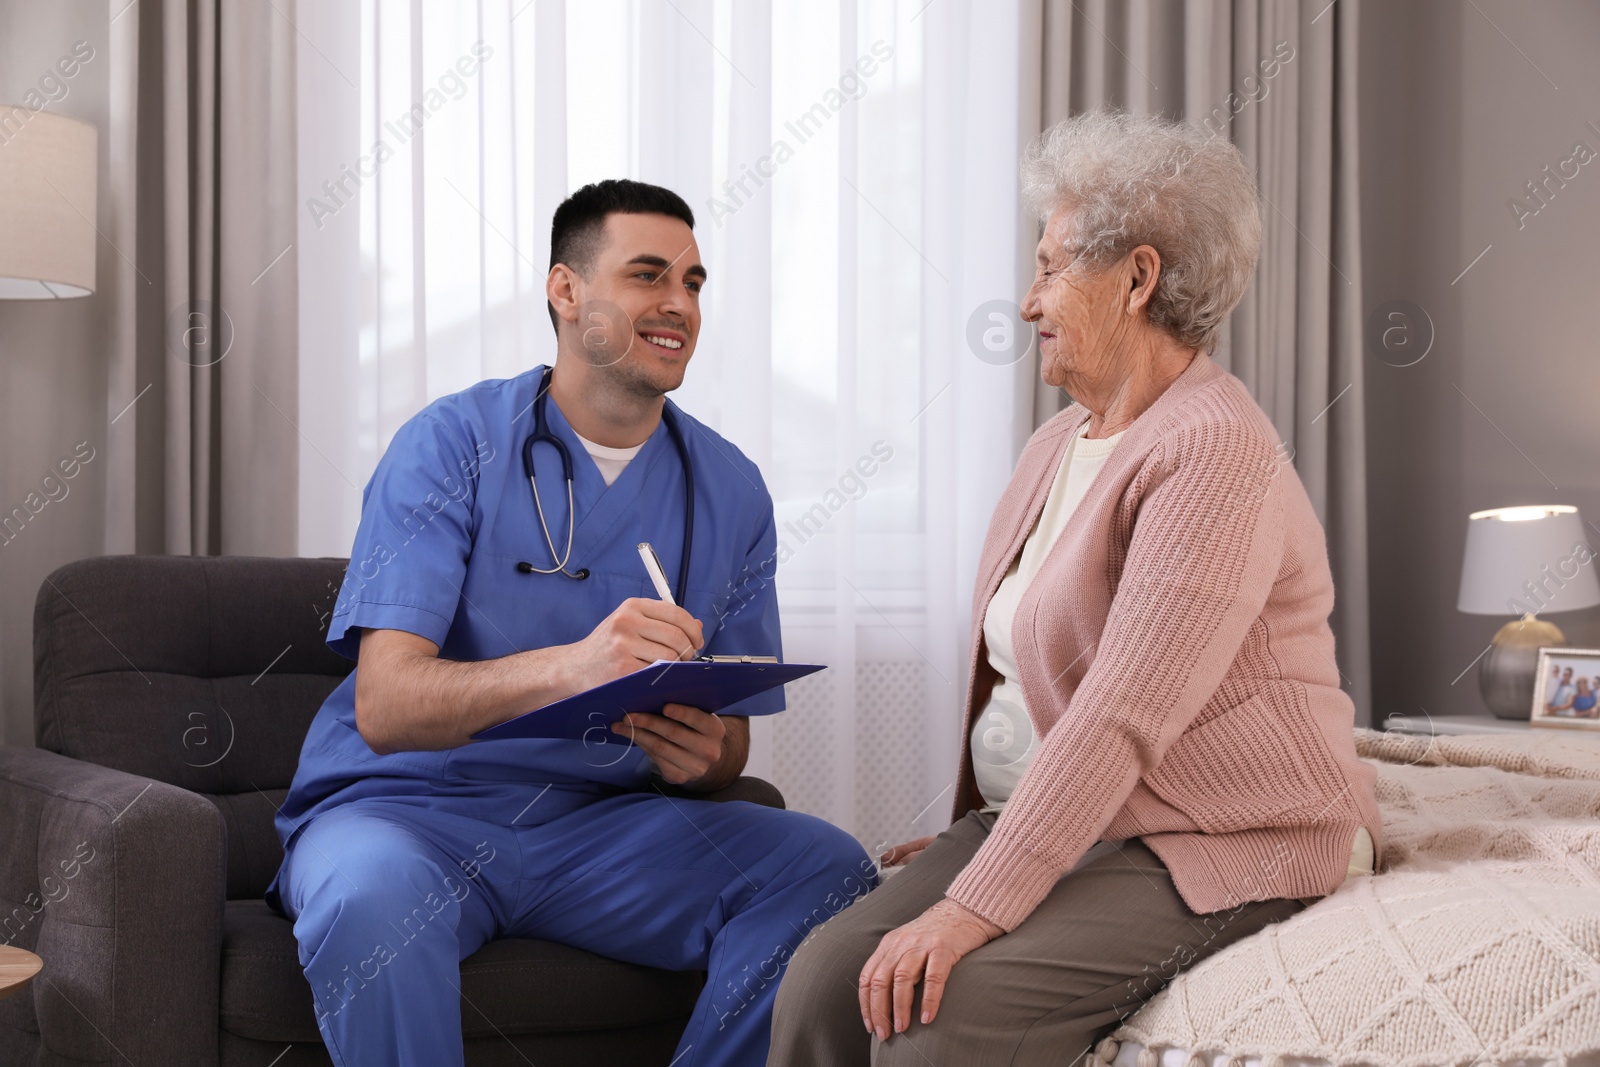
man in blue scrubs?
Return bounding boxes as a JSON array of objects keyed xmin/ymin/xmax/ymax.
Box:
[{"xmin": 266, "ymin": 179, "xmax": 875, "ymax": 1067}]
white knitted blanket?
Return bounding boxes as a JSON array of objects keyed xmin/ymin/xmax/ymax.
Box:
[{"xmin": 1108, "ymin": 728, "xmax": 1600, "ymax": 1067}]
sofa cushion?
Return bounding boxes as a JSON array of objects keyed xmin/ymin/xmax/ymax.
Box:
[
  {"xmin": 205, "ymin": 788, "xmax": 292, "ymax": 901},
  {"xmin": 220, "ymin": 899, "xmax": 704, "ymax": 1044},
  {"xmin": 34, "ymin": 555, "xmax": 355, "ymax": 901},
  {"xmin": 34, "ymin": 555, "xmax": 353, "ymax": 791}
]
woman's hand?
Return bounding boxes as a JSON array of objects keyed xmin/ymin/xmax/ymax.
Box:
[
  {"xmin": 880, "ymin": 836, "xmax": 935, "ymax": 867},
  {"xmin": 858, "ymin": 897, "xmax": 1005, "ymax": 1039}
]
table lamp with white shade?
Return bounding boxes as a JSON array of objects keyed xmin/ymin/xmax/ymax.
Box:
[
  {"xmin": 0, "ymin": 108, "xmax": 97, "ymax": 299},
  {"xmin": 1457, "ymin": 504, "xmax": 1600, "ymax": 718}
]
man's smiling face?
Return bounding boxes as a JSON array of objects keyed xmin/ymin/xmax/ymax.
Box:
[{"xmin": 569, "ymin": 211, "xmax": 704, "ymax": 398}]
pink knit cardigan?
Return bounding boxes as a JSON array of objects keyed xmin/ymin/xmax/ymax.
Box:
[{"xmin": 944, "ymin": 353, "xmax": 1383, "ymax": 931}]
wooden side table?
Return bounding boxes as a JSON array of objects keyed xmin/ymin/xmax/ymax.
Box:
[
  {"xmin": 0, "ymin": 945, "xmax": 42, "ymax": 1001},
  {"xmin": 1382, "ymin": 713, "xmax": 1532, "ymax": 736}
]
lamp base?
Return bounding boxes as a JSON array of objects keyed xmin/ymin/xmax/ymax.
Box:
[{"xmin": 1479, "ymin": 615, "xmax": 1565, "ymax": 720}]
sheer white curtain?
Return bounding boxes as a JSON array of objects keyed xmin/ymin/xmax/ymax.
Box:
[{"xmin": 293, "ymin": 0, "xmax": 1034, "ymax": 851}]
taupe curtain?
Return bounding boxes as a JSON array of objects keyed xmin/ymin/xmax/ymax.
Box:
[
  {"xmin": 1029, "ymin": 0, "xmax": 1372, "ymax": 724},
  {"xmin": 104, "ymin": 0, "xmax": 298, "ymax": 557},
  {"xmin": 0, "ymin": 0, "xmax": 297, "ymax": 747}
]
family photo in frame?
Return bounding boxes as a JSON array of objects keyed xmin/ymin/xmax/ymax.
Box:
[{"xmin": 1531, "ymin": 648, "xmax": 1600, "ymax": 730}]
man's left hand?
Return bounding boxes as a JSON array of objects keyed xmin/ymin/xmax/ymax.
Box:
[
  {"xmin": 612, "ymin": 703, "xmax": 728, "ymax": 786},
  {"xmin": 858, "ymin": 897, "xmax": 1005, "ymax": 1040}
]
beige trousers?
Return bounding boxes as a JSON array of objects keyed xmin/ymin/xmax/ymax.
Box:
[{"xmin": 767, "ymin": 811, "xmax": 1304, "ymax": 1067}]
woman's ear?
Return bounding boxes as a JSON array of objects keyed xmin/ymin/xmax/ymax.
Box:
[{"xmin": 1125, "ymin": 245, "xmax": 1163, "ymax": 316}]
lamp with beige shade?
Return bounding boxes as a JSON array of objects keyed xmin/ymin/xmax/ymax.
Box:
[
  {"xmin": 1458, "ymin": 505, "xmax": 1600, "ymax": 718},
  {"xmin": 0, "ymin": 108, "xmax": 97, "ymax": 299}
]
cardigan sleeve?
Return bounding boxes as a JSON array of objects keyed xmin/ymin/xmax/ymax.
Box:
[{"xmin": 944, "ymin": 418, "xmax": 1289, "ymax": 930}]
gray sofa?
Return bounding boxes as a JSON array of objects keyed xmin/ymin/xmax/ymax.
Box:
[{"xmin": 0, "ymin": 554, "xmax": 784, "ymax": 1066}]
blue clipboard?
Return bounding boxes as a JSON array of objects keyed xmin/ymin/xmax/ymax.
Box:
[{"xmin": 470, "ymin": 658, "xmax": 826, "ymax": 744}]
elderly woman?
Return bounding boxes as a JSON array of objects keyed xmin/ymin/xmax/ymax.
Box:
[{"xmin": 767, "ymin": 111, "xmax": 1382, "ymax": 1066}]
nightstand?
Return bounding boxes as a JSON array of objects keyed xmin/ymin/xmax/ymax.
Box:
[{"xmin": 1381, "ymin": 713, "xmax": 1531, "ymax": 736}]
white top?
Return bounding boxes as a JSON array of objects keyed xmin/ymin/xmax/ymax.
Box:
[
  {"xmin": 973, "ymin": 422, "xmax": 1124, "ymax": 811},
  {"xmin": 573, "ymin": 430, "xmax": 645, "ymax": 487}
]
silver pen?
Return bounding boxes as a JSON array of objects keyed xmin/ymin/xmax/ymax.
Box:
[{"xmin": 637, "ymin": 542, "xmax": 675, "ymax": 604}]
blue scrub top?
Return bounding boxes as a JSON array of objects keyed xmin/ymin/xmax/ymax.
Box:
[{"xmin": 270, "ymin": 365, "xmax": 783, "ymax": 866}]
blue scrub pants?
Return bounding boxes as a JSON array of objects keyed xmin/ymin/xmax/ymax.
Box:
[{"xmin": 274, "ymin": 791, "xmax": 876, "ymax": 1067}]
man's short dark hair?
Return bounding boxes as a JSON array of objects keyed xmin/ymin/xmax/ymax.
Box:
[{"xmin": 547, "ymin": 179, "xmax": 695, "ymax": 333}]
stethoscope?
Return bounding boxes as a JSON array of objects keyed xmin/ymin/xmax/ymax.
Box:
[{"xmin": 516, "ymin": 366, "xmax": 695, "ymax": 603}]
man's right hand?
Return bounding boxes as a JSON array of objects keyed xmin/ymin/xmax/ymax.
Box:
[{"xmin": 564, "ymin": 597, "xmax": 705, "ymax": 693}]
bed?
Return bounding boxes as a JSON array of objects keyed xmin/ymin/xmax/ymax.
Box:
[{"xmin": 1101, "ymin": 727, "xmax": 1600, "ymax": 1067}]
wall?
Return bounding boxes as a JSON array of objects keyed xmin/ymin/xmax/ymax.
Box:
[
  {"xmin": 0, "ymin": 4, "xmax": 112, "ymax": 747},
  {"xmin": 1361, "ymin": 0, "xmax": 1600, "ymax": 727}
]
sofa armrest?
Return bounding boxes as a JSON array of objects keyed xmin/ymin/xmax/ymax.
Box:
[
  {"xmin": 651, "ymin": 774, "xmax": 786, "ymax": 809},
  {"xmin": 0, "ymin": 745, "xmax": 225, "ymax": 1067}
]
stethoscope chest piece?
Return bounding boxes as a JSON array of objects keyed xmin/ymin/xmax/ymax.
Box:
[{"xmin": 517, "ymin": 560, "xmax": 588, "ymax": 579}]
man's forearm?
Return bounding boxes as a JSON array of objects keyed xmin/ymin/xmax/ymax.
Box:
[{"xmin": 356, "ymin": 634, "xmax": 577, "ymax": 754}]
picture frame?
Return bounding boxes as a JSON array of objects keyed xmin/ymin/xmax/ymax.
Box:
[{"xmin": 1530, "ymin": 648, "xmax": 1600, "ymax": 730}]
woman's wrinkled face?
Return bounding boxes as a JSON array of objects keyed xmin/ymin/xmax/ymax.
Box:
[{"xmin": 1020, "ymin": 207, "xmax": 1132, "ymax": 391}]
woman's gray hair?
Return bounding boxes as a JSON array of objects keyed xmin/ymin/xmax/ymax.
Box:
[{"xmin": 1021, "ymin": 111, "xmax": 1262, "ymax": 353}]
